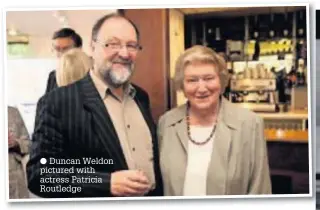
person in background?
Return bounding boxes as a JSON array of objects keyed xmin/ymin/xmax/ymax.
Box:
[
  {"xmin": 158, "ymin": 45, "xmax": 271, "ymax": 196},
  {"xmin": 27, "ymin": 13, "xmax": 163, "ymax": 198},
  {"xmin": 8, "ymin": 106, "xmax": 30, "ymax": 199},
  {"xmin": 56, "ymin": 48, "xmax": 92, "ymax": 87},
  {"xmin": 32, "ymin": 49, "xmax": 92, "ymax": 161},
  {"xmin": 45, "ymin": 28, "xmax": 83, "ymax": 93}
]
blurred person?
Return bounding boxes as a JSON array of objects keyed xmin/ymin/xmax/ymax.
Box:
[
  {"xmin": 33, "ymin": 49, "xmax": 92, "ymax": 149},
  {"xmin": 8, "ymin": 106, "xmax": 30, "ymax": 199},
  {"xmin": 56, "ymin": 48, "xmax": 92, "ymax": 87},
  {"xmin": 27, "ymin": 13, "xmax": 163, "ymax": 198},
  {"xmin": 45, "ymin": 28, "xmax": 83, "ymax": 93},
  {"xmin": 158, "ymin": 45, "xmax": 271, "ymax": 196}
]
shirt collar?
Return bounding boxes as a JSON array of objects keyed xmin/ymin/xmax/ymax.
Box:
[{"xmin": 90, "ymin": 70, "xmax": 136, "ymax": 100}]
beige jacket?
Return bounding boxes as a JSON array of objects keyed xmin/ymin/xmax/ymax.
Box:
[
  {"xmin": 158, "ymin": 98, "xmax": 271, "ymax": 196},
  {"xmin": 8, "ymin": 106, "xmax": 30, "ymax": 199}
]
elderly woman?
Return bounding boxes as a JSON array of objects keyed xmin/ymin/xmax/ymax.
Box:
[
  {"xmin": 8, "ymin": 106, "xmax": 30, "ymax": 199},
  {"xmin": 158, "ymin": 45, "xmax": 271, "ymax": 196}
]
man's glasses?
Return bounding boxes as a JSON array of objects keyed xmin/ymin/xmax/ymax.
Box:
[
  {"xmin": 52, "ymin": 45, "xmax": 73, "ymax": 53},
  {"xmin": 95, "ymin": 40, "xmax": 142, "ymax": 53}
]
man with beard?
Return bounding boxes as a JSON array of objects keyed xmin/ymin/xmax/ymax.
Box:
[{"xmin": 27, "ymin": 13, "xmax": 163, "ymax": 198}]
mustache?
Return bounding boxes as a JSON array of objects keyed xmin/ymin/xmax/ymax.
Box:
[{"xmin": 112, "ymin": 58, "xmax": 132, "ymax": 65}]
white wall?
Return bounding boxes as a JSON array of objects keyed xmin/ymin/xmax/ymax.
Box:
[
  {"xmin": 7, "ymin": 58, "xmax": 57, "ymax": 136},
  {"xmin": 7, "ymin": 9, "xmax": 117, "ymax": 58},
  {"xmin": 28, "ymin": 35, "xmax": 53, "ymax": 57},
  {"xmin": 6, "ymin": 9, "xmax": 118, "ymax": 104},
  {"xmin": 66, "ymin": 10, "xmax": 117, "ymax": 55},
  {"xmin": 7, "ymin": 58, "xmax": 57, "ymax": 105}
]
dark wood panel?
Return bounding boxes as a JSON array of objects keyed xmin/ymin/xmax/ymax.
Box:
[
  {"xmin": 124, "ymin": 9, "xmax": 170, "ymax": 122},
  {"xmin": 267, "ymin": 142, "xmax": 309, "ymax": 194}
]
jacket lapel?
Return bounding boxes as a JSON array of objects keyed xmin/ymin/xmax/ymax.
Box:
[
  {"xmin": 207, "ymin": 98, "xmax": 238, "ymax": 195},
  {"xmin": 133, "ymin": 97, "xmax": 156, "ymax": 139},
  {"xmin": 80, "ymin": 74, "xmax": 128, "ymax": 169},
  {"xmin": 164, "ymin": 105, "xmax": 188, "ymax": 195},
  {"xmin": 175, "ymin": 118, "xmax": 189, "ymax": 154},
  {"xmin": 174, "ymin": 106, "xmax": 188, "ymax": 154},
  {"xmin": 206, "ymin": 120, "xmax": 231, "ymax": 194}
]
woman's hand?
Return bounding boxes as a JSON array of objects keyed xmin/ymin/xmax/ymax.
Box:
[{"xmin": 8, "ymin": 129, "xmax": 18, "ymax": 149}]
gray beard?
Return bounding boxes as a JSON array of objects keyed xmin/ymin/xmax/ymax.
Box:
[{"xmin": 100, "ymin": 64, "xmax": 134, "ymax": 88}]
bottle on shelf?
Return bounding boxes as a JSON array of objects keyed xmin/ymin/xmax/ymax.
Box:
[
  {"xmin": 268, "ymin": 13, "xmax": 275, "ymax": 39},
  {"xmin": 296, "ymin": 58, "xmax": 306, "ymax": 86}
]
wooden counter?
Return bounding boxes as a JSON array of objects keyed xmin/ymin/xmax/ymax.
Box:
[
  {"xmin": 264, "ymin": 129, "xmax": 308, "ymax": 143},
  {"xmin": 258, "ymin": 110, "xmax": 308, "ymax": 120},
  {"xmin": 258, "ymin": 110, "xmax": 309, "ymax": 143},
  {"xmin": 260, "ymin": 111, "xmax": 309, "ymax": 194}
]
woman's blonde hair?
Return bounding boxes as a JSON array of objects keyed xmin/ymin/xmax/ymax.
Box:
[
  {"xmin": 174, "ymin": 45, "xmax": 230, "ymax": 94},
  {"xmin": 56, "ymin": 48, "xmax": 92, "ymax": 87}
]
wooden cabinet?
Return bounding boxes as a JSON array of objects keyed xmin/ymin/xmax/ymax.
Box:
[{"xmin": 123, "ymin": 9, "xmax": 170, "ymax": 122}]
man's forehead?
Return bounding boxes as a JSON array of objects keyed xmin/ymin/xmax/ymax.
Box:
[
  {"xmin": 53, "ymin": 37, "xmax": 75, "ymax": 46},
  {"xmin": 97, "ymin": 17, "xmax": 137, "ymax": 41}
]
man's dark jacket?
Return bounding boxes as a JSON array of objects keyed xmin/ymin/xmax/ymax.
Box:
[{"xmin": 27, "ymin": 73, "xmax": 163, "ymax": 198}]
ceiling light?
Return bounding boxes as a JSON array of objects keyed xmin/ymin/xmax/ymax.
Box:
[{"xmin": 8, "ymin": 28, "xmax": 17, "ymax": 36}]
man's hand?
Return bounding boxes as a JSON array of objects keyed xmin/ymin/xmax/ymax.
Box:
[{"xmin": 111, "ymin": 170, "xmax": 151, "ymax": 196}]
